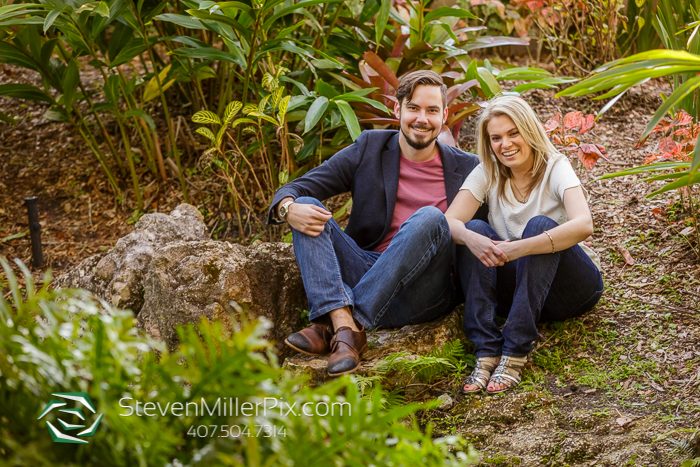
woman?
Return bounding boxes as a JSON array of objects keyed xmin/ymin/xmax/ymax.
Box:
[{"xmin": 445, "ymin": 96, "xmax": 603, "ymax": 394}]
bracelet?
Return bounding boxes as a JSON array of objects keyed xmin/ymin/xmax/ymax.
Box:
[{"xmin": 543, "ymin": 230, "xmax": 556, "ymax": 253}]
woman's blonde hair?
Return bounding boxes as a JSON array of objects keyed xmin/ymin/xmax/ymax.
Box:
[{"xmin": 476, "ymin": 95, "xmax": 560, "ymax": 202}]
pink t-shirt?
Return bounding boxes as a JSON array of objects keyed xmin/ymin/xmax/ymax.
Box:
[{"xmin": 374, "ymin": 152, "xmax": 448, "ymax": 253}]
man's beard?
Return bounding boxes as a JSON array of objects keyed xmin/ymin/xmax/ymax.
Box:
[{"xmin": 401, "ymin": 125, "xmax": 438, "ymax": 150}]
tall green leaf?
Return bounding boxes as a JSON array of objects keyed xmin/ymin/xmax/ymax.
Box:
[
  {"xmin": 304, "ymin": 96, "xmax": 329, "ymax": 133},
  {"xmin": 335, "ymin": 100, "xmax": 361, "ymax": 141},
  {"xmin": 62, "ymin": 59, "xmax": 80, "ymax": 112}
]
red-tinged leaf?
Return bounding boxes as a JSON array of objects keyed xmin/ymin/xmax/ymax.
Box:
[
  {"xmin": 404, "ymin": 41, "xmax": 433, "ymax": 60},
  {"xmin": 561, "ymin": 144, "xmax": 579, "ymax": 152},
  {"xmin": 579, "ymin": 114, "xmax": 595, "ymax": 134},
  {"xmin": 368, "ymin": 75, "xmax": 390, "ymax": 95},
  {"xmin": 563, "ymin": 111, "xmax": 583, "ymax": 131},
  {"xmin": 633, "ymin": 134, "xmax": 649, "ymax": 149},
  {"xmin": 651, "ymin": 119, "xmax": 672, "ymax": 134},
  {"xmin": 524, "ymin": 0, "xmax": 545, "ymax": 10},
  {"xmin": 363, "ymin": 51, "xmax": 400, "ymax": 89},
  {"xmin": 616, "ymin": 245, "xmax": 635, "ymax": 266},
  {"xmin": 595, "ymin": 144, "xmax": 608, "ymax": 157},
  {"xmin": 446, "ymin": 79, "xmax": 479, "ymax": 105},
  {"xmin": 650, "ymin": 208, "xmax": 664, "ymax": 216},
  {"xmin": 564, "ymin": 135, "xmax": 580, "ymax": 145},
  {"xmin": 341, "ymin": 70, "xmax": 372, "ymax": 88},
  {"xmin": 657, "ymin": 136, "xmax": 677, "ymax": 154},
  {"xmin": 377, "ymin": 94, "xmax": 398, "ymax": 104},
  {"xmin": 447, "ymin": 101, "xmax": 474, "ymax": 117},
  {"xmin": 674, "ymin": 127, "xmax": 691, "ymax": 137},
  {"xmin": 643, "ymin": 153, "xmax": 661, "ymax": 165},
  {"xmin": 513, "ymin": 17, "xmax": 532, "ymax": 37},
  {"xmin": 452, "ymin": 120, "xmax": 464, "ymax": 141},
  {"xmin": 552, "ymin": 134, "xmax": 564, "ymax": 145},
  {"xmin": 446, "ymin": 104, "xmax": 480, "ymax": 127},
  {"xmin": 672, "ymin": 109, "xmax": 693, "ymax": 127},
  {"xmin": 421, "ymin": 58, "xmax": 433, "ymax": 67},
  {"xmin": 440, "ymin": 71, "xmax": 462, "ymax": 79},
  {"xmin": 359, "ymin": 117, "xmax": 399, "ymax": 125},
  {"xmin": 577, "ymin": 144, "xmax": 606, "ymax": 169},
  {"xmin": 543, "ymin": 113, "xmax": 561, "ymax": 134},
  {"xmin": 438, "ymin": 124, "xmax": 456, "ymax": 147},
  {"xmin": 391, "ymin": 34, "xmax": 409, "ymax": 58}
]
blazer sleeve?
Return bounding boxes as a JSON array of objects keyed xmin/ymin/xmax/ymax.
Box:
[{"xmin": 267, "ymin": 131, "xmax": 369, "ymax": 225}]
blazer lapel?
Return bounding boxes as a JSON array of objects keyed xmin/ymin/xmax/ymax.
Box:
[
  {"xmin": 438, "ymin": 142, "xmax": 463, "ymax": 205},
  {"xmin": 381, "ymin": 134, "xmax": 401, "ymax": 236}
]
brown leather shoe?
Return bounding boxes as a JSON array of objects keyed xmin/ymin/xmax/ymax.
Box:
[
  {"xmin": 327, "ymin": 324, "xmax": 367, "ymax": 377},
  {"xmin": 284, "ymin": 324, "xmax": 333, "ymax": 356}
]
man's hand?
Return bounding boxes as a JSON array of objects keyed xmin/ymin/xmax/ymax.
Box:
[
  {"xmin": 583, "ymin": 235, "xmax": 593, "ymax": 249},
  {"xmin": 286, "ymin": 203, "xmax": 332, "ymax": 237}
]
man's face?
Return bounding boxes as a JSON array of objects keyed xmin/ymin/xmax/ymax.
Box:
[{"xmin": 394, "ymin": 84, "xmax": 448, "ymax": 150}]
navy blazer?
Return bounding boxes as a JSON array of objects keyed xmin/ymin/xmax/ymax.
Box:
[{"xmin": 268, "ymin": 129, "xmax": 486, "ymax": 250}]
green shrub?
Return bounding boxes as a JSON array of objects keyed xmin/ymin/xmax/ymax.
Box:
[{"xmin": 0, "ymin": 258, "xmax": 478, "ymax": 466}]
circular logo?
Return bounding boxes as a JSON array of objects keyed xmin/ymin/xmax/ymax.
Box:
[{"xmin": 37, "ymin": 392, "xmax": 103, "ymax": 444}]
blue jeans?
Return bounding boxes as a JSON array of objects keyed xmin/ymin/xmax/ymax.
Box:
[
  {"xmin": 457, "ymin": 216, "xmax": 604, "ymax": 358},
  {"xmin": 291, "ymin": 197, "xmax": 458, "ymax": 330}
]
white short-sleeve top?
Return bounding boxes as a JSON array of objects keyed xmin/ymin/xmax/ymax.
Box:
[{"xmin": 460, "ymin": 153, "xmax": 601, "ymax": 270}]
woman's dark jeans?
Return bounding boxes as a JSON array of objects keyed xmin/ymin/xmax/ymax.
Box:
[{"xmin": 457, "ymin": 216, "xmax": 604, "ymax": 358}]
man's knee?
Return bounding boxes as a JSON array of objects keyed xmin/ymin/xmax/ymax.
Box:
[
  {"xmin": 409, "ymin": 206, "xmax": 447, "ymax": 228},
  {"xmin": 522, "ymin": 216, "xmax": 558, "ymax": 238},
  {"xmin": 465, "ymin": 219, "xmax": 491, "ymax": 236},
  {"xmin": 294, "ymin": 196, "xmax": 326, "ymax": 210},
  {"xmin": 402, "ymin": 206, "xmax": 449, "ymax": 241}
]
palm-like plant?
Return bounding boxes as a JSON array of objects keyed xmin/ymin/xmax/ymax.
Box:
[{"xmin": 556, "ymin": 48, "xmax": 700, "ymax": 196}]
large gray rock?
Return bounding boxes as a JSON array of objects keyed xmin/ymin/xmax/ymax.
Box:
[
  {"xmin": 56, "ymin": 204, "xmax": 208, "ymax": 313},
  {"xmin": 136, "ymin": 240, "xmax": 307, "ymax": 358},
  {"xmin": 283, "ymin": 309, "xmax": 464, "ymax": 387}
]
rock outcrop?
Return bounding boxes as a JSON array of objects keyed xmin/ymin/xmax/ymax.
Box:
[
  {"xmin": 56, "ymin": 204, "xmax": 208, "ymax": 313},
  {"xmin": 58, "ymin": 204, "xmax": 307, "ymax": 357},
  {"xmin": 137, "ymin": 240, "xmax": 306, "ymax": 355}
]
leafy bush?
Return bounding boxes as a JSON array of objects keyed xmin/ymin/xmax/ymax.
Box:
[
  {"xmin": 0, "ymin": 258, "xmax": 479, "ymax": 466},
  {"xmin": 0, "ymin": 1, "xmax": 575, "ymax": 236}
]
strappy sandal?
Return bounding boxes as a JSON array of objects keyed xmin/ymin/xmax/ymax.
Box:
[
  {"xmin": 461, "ymin": 357, "xmax": 500, "ymax": 394},
  {"xmin": 486, "ymin": 356, "xmax": 527, "ymax": 395}
]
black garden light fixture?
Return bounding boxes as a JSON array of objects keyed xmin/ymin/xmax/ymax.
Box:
[{"xmin": 23, "ymin": 196, "xmax": 43, "ymax": 268}]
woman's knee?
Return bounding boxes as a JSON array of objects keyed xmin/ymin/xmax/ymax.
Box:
[
  {"xmin": 465, "ymin": 219, "xmax": 492, "ymax": 236},
  {"xmin": 522, "ymin": 216, "xmax": 558, "ymax": 238}
]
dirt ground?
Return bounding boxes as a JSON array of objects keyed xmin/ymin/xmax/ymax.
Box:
[{"xmin": 1, "ymin": 64, "xmax": 699, "ymax": 466}]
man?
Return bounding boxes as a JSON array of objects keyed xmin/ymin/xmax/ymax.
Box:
[{"xmin": 268, "ymin": 70, "xmax": 486, "ymax": 376}]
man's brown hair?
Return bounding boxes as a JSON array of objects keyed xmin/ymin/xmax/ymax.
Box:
[{"xmin": 395, "ymin": 70, "xmax": 447, "ymax": 109}]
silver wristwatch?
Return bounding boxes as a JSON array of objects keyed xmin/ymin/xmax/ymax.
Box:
[{"xmin": 279, "ymin": 200, "xmax": 295, "ymax": 221}]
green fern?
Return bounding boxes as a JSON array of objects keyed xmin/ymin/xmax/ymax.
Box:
[{"xmin": 374, "ymin": 340, "xmax": 467, "ymax": 383}]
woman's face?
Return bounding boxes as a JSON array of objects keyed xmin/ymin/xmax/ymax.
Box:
[{"xmin": 486, "ymin": 114, "xmax": 534, "ymax": 174}]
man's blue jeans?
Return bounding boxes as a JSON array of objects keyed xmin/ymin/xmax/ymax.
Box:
[
  {"xmin": 291, "ymin": 197, "xmax": 457, "ymax": 330},
  {"xmin": 457, "ymin": 216, "xmax": 604, "ymax": 358}
]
